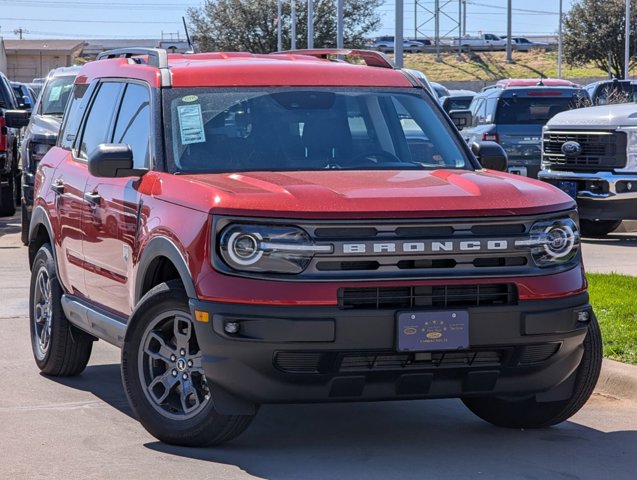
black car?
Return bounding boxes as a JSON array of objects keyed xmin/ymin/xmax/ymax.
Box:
[{"xmin": 19, "ymin": 66, "xmax": 80, "ymax": 244}]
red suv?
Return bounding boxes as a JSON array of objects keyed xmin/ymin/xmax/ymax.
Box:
[{"xmin": 28, "ymin": 48, "xmax": 601, "ymax": 447}]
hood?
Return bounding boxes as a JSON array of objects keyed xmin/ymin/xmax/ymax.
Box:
[
  {"xmin": 28, "ymin": 114, "xmax": 62, "ymax": 143},
  {"xmin": 547, "ymin": 103, "xmax": 637, "ymax": 129},
  {"xmin": 155, "ymin": 169, "xmax": 575, "ymax": 218}
]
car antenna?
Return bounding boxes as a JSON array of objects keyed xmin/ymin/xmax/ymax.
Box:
[
  {"xmin": 182, "ymin": 16, "xmax": 195, "ymax": 54},
  {"xmin": 537, "ymin": 75, "xmax": 545, "ymax": 86}
]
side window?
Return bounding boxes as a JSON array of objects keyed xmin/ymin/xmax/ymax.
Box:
[
  {"xmin": 78, "ymin": 82, "xmax": 124, "ymax": 159},
  {"xmin": 470, "ymin": 98, "xmax": 485, "ymax": 127},
  {"xmin": 112, "ymin": 83, "xmax": 151, "ymax": 169},
  {"xmin": 59, "ymin": 84, "xmax": 89, "ymax": 150}
]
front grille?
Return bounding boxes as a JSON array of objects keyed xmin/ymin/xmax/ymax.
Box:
[
  {"xmin": 214, "ymin": 213, "xmax": 577, "ymax": 281},
  {"xmin": 543, "ymin": 131, "xmax": 627, "ymax": 170},
  {"xmin": 338, "ymin": 284, "xmax": 517, "ymax": 310}
]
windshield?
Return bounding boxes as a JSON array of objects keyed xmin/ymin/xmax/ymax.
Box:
[
  {"xmin": 163, "ymin": 88, "xmax": 470, "ymax": 174},
  {"xmin": 495, "ymin": 95, "xmax": 585, "ymax": 125},
  {"xmin": 41, "ymin": 75, "xmax": 76, "ymax": 116}
]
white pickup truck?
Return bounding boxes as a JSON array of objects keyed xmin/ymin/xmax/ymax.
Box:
[{"xmin": 453, "ymin": 33, "xmax": 507, "ymax": 51}]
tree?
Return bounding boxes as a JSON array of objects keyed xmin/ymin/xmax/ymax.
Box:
[
  {"xmin": 187, "ymin": 0, "xmax": 383, "ymax": 54},
  {"xmin": 563, "ymin": 0, "xmax": 637, "ymax": 79}
]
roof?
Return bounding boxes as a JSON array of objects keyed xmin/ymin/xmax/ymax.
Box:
[
  {"xmin": 4, "ymin": 40, "xmax": 84, "ymax": 55},
  {"xmin": 75, "ymin": 52, "xmax": 414, "ymax": 89}
]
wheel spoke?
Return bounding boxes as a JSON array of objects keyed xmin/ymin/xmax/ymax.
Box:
[
  {"xmin": 179, "ymin": 377, "xmax": 201, "ymax": 414},
  {"xmin": 34, "ymin": 304, "xmax": 44, "ymax": 324},
  {"xmin": 38, "ymin": 273, "xmax": 48, "ymax": 299},
  {"xmin": 144, "ymin": 332, "xmax": 176, "ymax": 364},
  {"xmin": 188, "ymin": 354, "xmax": 205, "ymax": 375},
  {"xmin": 173, "ymin": 315, "xmax": 192, "ymax": 353},
  {"xmin": 148, "ymin": 370, "xmax": 179, "ymax": 405}
]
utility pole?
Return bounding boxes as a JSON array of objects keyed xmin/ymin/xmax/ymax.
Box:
[
  {"xmin": 435, "ymin": 0, "xmax": 441, "ymax": 62},
  {"xmin": 462, "ymin": 0, "xmax": 467, "ymax": 36},
  {"xmin": 625, "ymin": 0, "xmax": 631, "ymax": 79},
  {"xmin": 277, "ymin": 0, "xmax": 282, "ymax": 51},
  {"xmin": 291, "ymin": 0, "xmax": 297, "ymax": 50},
  {"xmin": 307, "ymin": 0, "xmax": 314, "ymax": 48},
  {"xmin": 337, "ymin": 0, "xmax": 344, "ymax": 49},
  {"xmin": 558, "ymin": 0, "xmax": 563, "ymax": 78},
  {"xmin": 457, "ymin": 0, "xmax": 462, "ymax": 59},
  {"xmin": 14, "ymin": 27, "xmax": 27, "ymax": 40},
  {"xmin": 395, "ymin": 0, "xmax": 404, "ymax": 68},
  {"xmin": 506, "ymin": 0, "xmax": 513, "ymax": 63}
]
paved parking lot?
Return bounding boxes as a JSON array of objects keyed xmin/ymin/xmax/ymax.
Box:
[{"xmin": 1, "ymin": 212, "xmax": 637, "ymax": 479}]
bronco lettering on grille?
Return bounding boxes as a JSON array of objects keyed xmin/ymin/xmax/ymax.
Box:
[{"xmin": 340, "ymin": 240, "xmax": 510, "ymax": 255}]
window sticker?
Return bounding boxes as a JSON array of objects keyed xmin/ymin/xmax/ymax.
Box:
[
  {"xmin": 48, "ymin": 85, "xmax": 62, "ymax": 102},
  {"xmin": 177, "ymin": 104, "xmax": 206, "ymax": 145}
]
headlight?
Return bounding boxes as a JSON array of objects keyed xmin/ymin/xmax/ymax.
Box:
[
  {"xmin": 28, "ymin": 141, "xmax": 53, "ymax": 170},
  {"xmin": 218, "ymin": 224, "xmax": 332, "ymax": 274},
  {"xmin": 617, "ymin": 127, "xmax": 637, "ymax": 172},
  {"xmin": 515, "ymin": 217, "xmax": 579, "ymax": 267}
]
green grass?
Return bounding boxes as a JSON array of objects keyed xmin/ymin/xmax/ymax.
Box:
[
  {"xmin": 587, "ymin": 273, "xmax": 637, "ymax": 365},
  {"xmin": 398, "ymin": 50, "xmax": 608, "ymax": 82}
]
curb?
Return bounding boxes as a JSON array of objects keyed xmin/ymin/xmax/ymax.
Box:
[{"xmin": 594, "ymin": 358, "xmax": 637, "ymax": 401}]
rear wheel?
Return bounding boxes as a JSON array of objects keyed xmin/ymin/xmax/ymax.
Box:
[
  {"xmin": 121, "ymin": 281, "xmax": 256, "ymax": 446},
  {"xmin": 462, "ymin": 315, "xmax": 602, "ymax": 428},
  {"xmin": 580, "ymin": 219, "xmax": 621, "ymax": 237},
  {"xmin": 30, "ymin": 243, "xmax": 93, "ymax": 376}
]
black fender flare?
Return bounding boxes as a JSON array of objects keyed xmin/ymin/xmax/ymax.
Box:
[
  {"xmin": 28, "ymin": 205, "xmax": 57, "ymax": 267},
  {"xmin": 134, "ymin": 236, "xmax": 197, "ymax": 303}
]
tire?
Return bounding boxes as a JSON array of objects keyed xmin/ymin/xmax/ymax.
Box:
[
  {"xmin": 462, "ymin": 315, "xmax": 602, "ymax": 428},
  {"xmin": 121, "ymin": 281, "xmax": 256, "ymax": 447},
  {"xmin": 0, "ymin": 179, "xmax": 16, "ymax": 217},
  {"xmin": 30, "ymin": 243, "xmax": 93, "ymax": 376},
  {"xmin": 580, "ymin": 219, "xmax": 622, "ymax": 237},
  {"xmin": 21, "ymin": 201, "xmax": 29, "ymax": 246}
]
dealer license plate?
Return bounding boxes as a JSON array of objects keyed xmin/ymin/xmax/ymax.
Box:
[
  {"xmin": 396, "ymin": 311, "xmax": 469, "ymax": 352},
  {"xmin": 557, "ymin": 180, "xmax": 578, "ymax": 198}
]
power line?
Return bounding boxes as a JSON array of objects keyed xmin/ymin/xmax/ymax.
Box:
[{"xmin": 0, "ymin": 16, "xmax": 180, "ymax": 24}]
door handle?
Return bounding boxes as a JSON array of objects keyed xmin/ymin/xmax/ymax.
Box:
[
  {"xmin": 84, "ymin": 191, "xmax": 101, "ymax": 205},
  {"xmin": 51, "ymin": 179, "xmax": 65, "ymax": 195}
]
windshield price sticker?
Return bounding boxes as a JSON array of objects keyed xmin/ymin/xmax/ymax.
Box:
[{"xmin": 177, "ymin": 104, "xmax": 206, "ymax": 145}]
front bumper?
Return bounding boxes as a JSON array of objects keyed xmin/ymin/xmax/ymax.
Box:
[
  {"xmin": 190, "ymin": 293, "xmax": 591, "ymax": 408},
  {"xmin": 538, "ymin": 169, "xmax": 637, "ymax": 220}
]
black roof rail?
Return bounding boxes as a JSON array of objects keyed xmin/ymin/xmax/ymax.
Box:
[
  {"xmin": 96, "ymin": 47, "xmax": 171, "ymax": 86},
  {"xmin": 274, "ymin": 48, "xmax": 396, "ymax": 69}
]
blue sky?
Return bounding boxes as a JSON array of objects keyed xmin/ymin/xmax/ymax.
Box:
[{"xmin": 0, "ymin": 0, "xmax": 577, "ymax": 40}]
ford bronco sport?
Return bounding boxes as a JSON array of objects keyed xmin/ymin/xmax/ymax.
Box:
[{"xmin": 28, "ymin": 48, "xmax": 601, "ymax": 447}]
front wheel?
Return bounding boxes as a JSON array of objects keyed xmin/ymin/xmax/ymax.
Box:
[
  {"xmin": 462, "ymin": 315, "xmax": 602, "ymax": 428},
  {"xmin": 121, "ymin": 281, "xmax": 256, "ymax": 446}
]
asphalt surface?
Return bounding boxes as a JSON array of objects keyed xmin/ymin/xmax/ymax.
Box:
[{"xmin": 1, "ymin": 211, "xmax": 637, "ymax": 480}]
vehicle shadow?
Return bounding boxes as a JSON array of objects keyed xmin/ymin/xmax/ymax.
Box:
[
  {"xmin": 0, "ymin": 212, "xmax": 21, "ymax": 237},
  {"xmin": 582, "ymin": 232, "xmax": 637, "ymax": 247},
  {"xmin": 43, "ymin": 363, "xmax": 135, "ymax": 419},
  {"xmin": 143, "ymin": 399, "xmax": 637, "ymax": 480}
]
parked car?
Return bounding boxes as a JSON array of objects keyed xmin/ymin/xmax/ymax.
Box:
[
  {"xmin": 373, "ymin": 36, "xmax": 426, "ymax": 53},
  {"xmin": 430, "ymin": 81, "xmax": 450, "ymax": 101},
  {"xmin": 27, "ymin": 47, "xmax": 600, "ymax": 447},
  {"xmin": 0, "ymin": 71, "xmax": 24, "ymax": 216},
  {"xmin": 462, "ymin": 80, "xmax": 589, "ymax": 178},
  {"xmin": 19, "ymin": 66, "xmax": 80, "ymax": 245},
  {"xmin": 501, "ymin": 37, "xmax": 549, "ymax": 52},
  {"xmin": 585, "ymin": 79, "xmax": 637, "ymax": 105},
  {"xmin": 539, "ymin": 102, "xmax": 637, "ymax": 235},
  {"xmin": 440, "ymin": 89, "xmax": 476, "ymax": 113},
  {"xmin": 11, "ymin": 82, "xmax": 37, "ymax": 112},
  {"xmin": 453, "ymin": 33, "xmax": 507, "ymax": 51}
]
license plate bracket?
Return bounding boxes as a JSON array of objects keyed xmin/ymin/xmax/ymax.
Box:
[
  {"xmin": 396, "ymin": 311, "xmax": 469, "ymax": 352},
  {"xmin": 557, "ymin": 180, "xmax": 578, "ymax": 198}
]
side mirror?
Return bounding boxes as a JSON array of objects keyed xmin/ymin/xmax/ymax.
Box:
[
  {"xmin": 4, "ymin": 109, "xmax": 30, "ymax": 128},
  {"xmin": 448, "ymin": 109, "xmax": 472, "ymax": 129},
  {"xmin": 88, "ymin": 144, "xmax": 146, "ymax": 178},
  {"xmin": 22, "ymin": 99, "xmax": 33, "ymax": 110},
  {"xmin": 471, "ymin": 141, "xmax": 508, "ymax": 171}
]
